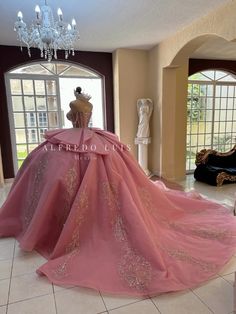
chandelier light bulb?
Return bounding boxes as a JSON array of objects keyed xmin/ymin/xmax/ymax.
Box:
[
  {"xmin": 72, "ymin": 18, "xmax": 76, "ymax": 26},
  {"xmin": 35, "ymin": 5, "xmax": 40, "ymax": 19},
  {"xmin": 35, "ymin": 5, "xmax": 40, "ymax": 13},
  {"xmin": 17, "ymin": 11, "xmax": 23, "ymax": 20},
  {"xmin": 67, "ymin": 23, "xmax": 72, "ymax": 31},
  {"xmin": 57, "ymin": 8, "xmax": 63, "ymax": 21}
]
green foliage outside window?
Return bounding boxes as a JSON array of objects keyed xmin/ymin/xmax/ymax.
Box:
[{"xmin": 187, "ymin": 83, "xmax": 206, "ymax": 122}]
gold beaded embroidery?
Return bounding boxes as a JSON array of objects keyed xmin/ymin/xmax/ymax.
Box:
[
  {"xmin": 66, "ymin": 187, "xmax": 88, "ymax": 253},
  {"xmin": 24, "ymin": 152, "xmax": 48, "ymax": 227},
  {"xmin": 53, "ymin": 185, "xmax": 88, "ymax": 278},
  {"xmin": 138, "ymin": 187, "xmax": 156, "ymax": 214},
  {"xmin": 167, "ymin": 221, "xmax": 231, "ymax": 241},
  {"xmin": 57, "ymin": 164, "xmax": 79, "ymax": 227},
  {"xmin": 163, "ymin": 247, "xmax": 217, "ymax": 272},
  {"xmin": 102, "ymin": 181, "xmax": 153, "ymax": 292},
  {"xmin": 119, "ymin": 247, "xmax": 152, "ymax": 291}
]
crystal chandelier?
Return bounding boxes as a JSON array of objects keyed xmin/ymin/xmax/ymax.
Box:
[{"xmin": 14, "ymin": 0, "xmax": 79, "ymax": 62}]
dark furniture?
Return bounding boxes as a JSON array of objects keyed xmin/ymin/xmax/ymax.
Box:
[{"xmin": 194, "ymin": 145, "xmax": 236, "ymax": 186}]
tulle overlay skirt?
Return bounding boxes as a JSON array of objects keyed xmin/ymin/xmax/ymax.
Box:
[{"xmin": 0, "ymin": 128, "xmax": 236, "ymax": 296}]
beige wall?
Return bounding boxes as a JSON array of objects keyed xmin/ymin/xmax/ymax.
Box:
[
  {"xmin": 113, "ymin": 0, "xmax": 236, "ymax": 180},
  {"xmin": 113, "ymin": 49, "xmax": 149, "ymax": 157}
]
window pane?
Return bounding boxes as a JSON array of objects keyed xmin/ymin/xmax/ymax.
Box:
[
  {"xmin": 48, "ymin": 112, "xmax": 58, "ymax": 127},
  {"xmin": 27, "ymin": 129, "xmax": 38, "ymax": 143},
  {"xmin": 39, "ymin": 128, "xmax": 47, "ymax": 142},
  {"xmin": 198, "ymin": 134, "xmax": 205, "ymax": 146},
  {"xmin": 36, "ymin": 96, "xmax": 47, "ymax": 111},
  {"xmin": 205, "ymin": 134, "xmax": 212, "ymax": 145},
  {"xmin": 38, "ymin": 112, "xmax": 48, "ymax": 127},
  {"xmin": 220, "ymin": 98, "xmax": 227, "ymax": 109},
  {"xmin": 202, "ymin": 71, "xmax": 215, "ymax": 80},
  {"xmin": 61, "ymin": 66, "xmax": 98, "ymax": 77},
  {"xmin": 14, "ymin": 113, "xmax": 25, "ymax": 127},
  {"xmin": 10, "ymin": 64, "xmax": 51, "ymax": 75},
  {"xmin": 15, "ymin": 129, "xmax": 26, "ymax": 143},
  {"xmin": 26, "ymin": 113, "xmax": 36, "ymax": 127},
  {"xmin": 215, "ymin": 86, "xmax": 221, "ymax": 97},
  {"xmin": 207, "ymin": 85, "xmax": 213, "ymax": 96},
  {"xmin": 56, "ymin": 63, "xmax": 70, "ymax": 74},
  {"xmin": 22, "ymin": 80, "xmax": 34, "ymax": 95},
  {"xmin": 190, "ymin": 123, "xmax": 198, "ymax": 134},
  {"xmin": 46, "ymin": 81, "xmax": 56, "ymax": 95},
  {"xmin": 219, "ymin": 122, "xmax": 226, "ymax": 133},
  {"xmin": 228, "ymin": 86, "xmax": 234, "ymax": 97},
  {"xmin": 24, "ymin": 96, "xmax": 35, "ymax": 111},
  {"xmin": 206, "ymin": 109, "xmax": 213, "ymax": 121},
  {"xmin": 47, "ymin": 96, "xmax": 57, "ymax": 110},
  {"xmin": 206, "ymin": 98, "xmax": 213, "ymax": 109},
  {"xmin": 218, "ymin": 74, "xmax": 236, "ymax": 82},
  {"xmin": 41, "ymin": 63, "xmax": 56, "ymax": 74},
  {"xmin": 10, "ymin": 79, "xmax": 22, "ymax": 95},
  {"xmin": 214, "ymin": 98, "xmax": 220, "ymax": 109},
  {"xmin": 226, "ymin": 122, "xmax": 232, "ymax": 132},
  {"xmin": 190, "ymin": 135, "xmax": 197, "ymax": 146},
  {"xmin": 214, "ymin": 121, "xmax": 220, "ymax": 133},
  {"xmin": 219, "ymin": 110, "xmax": 227, "ymax": 121},
  {"xmin": 205, "ymin": 122, "xmax": 212, "ymax": 133},
  {"xmin": 221, "ymin": 86, "xmax": 228, "ymax": 97},
  {"xmin": 199, "ymin": 122, "xmax": 205, "ymax": 133},
  {"xmin": 214, "ymin": 110, "xmax": 220, "ymax": 121},
  {"xmin": 215, "ymin": 71, "xmax": 227, "ymax": 80},
  {"xmin": 227, "ymin": 111, "xmax": 233, "ymax": 121},
  {"xmin": 16, "ymin": 145, "xmax": 27, "ymax": 160},
  {"xmin": 228, "ymin": 98, "xmax": 234, "ymax": 109},
  {"xmin": 35, "ymin": 80, "xmax": 45, "ymax": 95},
  {"xmin": 12, "ymin": 96, "xmax": 23, "ymax": 111}
]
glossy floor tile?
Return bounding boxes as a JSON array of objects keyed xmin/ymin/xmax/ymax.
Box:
[{"xmin": 152, "ymin": 290, "xmax": 212, "ymax": 314}]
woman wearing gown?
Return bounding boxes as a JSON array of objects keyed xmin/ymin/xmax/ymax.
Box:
[{"xmin": 0, "ymin": 87, "xmax": 236, "ymax": 297}]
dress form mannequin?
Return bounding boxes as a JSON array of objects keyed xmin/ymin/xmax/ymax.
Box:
[{"xmin": 66, "ymin": 87, "xmax": 93, "ymax": 128}]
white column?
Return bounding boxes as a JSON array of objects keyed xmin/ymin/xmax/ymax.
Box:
[{"xmin": 135, "ymin": 137, "xmax": 151, "ymax": 176}]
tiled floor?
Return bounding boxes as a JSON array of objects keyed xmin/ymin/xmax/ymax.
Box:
[{"xmin": 0, "ymin": 176, "xmax": 236, "ymax": 314}]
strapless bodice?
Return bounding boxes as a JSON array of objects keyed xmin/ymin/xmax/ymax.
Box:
[{"xmin": 72, "ymin": 111, "xmax": 92, "ymax": 128}]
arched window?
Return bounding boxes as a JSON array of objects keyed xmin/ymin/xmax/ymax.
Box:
[
  {"xmin": 5, "ymin": 61, "xmax": 105, "ymax": 172},
  {"xmin": 186, "ymin": 70, "xmax": 236, "ymax": 172}
]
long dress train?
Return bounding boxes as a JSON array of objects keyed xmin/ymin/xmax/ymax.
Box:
[{"xmin": 0, "ymin": 115, "xmax": 236, "ymax": 296}]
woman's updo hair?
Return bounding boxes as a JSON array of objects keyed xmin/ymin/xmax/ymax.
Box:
[{"xmin": 75, "ymin": 87, "xmax": 82, "ymax": 94}]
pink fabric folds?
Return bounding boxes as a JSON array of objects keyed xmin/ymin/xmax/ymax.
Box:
[{"xmin": 0, "ymin": 127, "xmax": 236, "ymax": 297}]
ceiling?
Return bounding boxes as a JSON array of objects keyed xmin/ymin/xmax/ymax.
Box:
[{"xmin": 0, "ymin": 0, "xmax": 230, "ymax": 53}]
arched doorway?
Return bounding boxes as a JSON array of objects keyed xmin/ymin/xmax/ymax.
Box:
[{"xmin": 5, "ymin": 61, "xmax": 105, "ymax": 172}]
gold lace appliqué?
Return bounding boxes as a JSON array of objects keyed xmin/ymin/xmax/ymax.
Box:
[
  {"xmin": 167, "ymin": 221, "xmax": 231, "ymax": 241},
  {"xmin": 102, "ymin": 182, "xmax": 153, "ymax": 292},
  {"xmin": 53, "ymin": 185, "xmax": 88, "ymax": 278},
  {"xmin": 138, "ymin": 187, "xmax": 156, "ymax": 214},
  {"xmin": 57, "ymin": 164, "xmax": 79, "ymax": 227},
  {"xmin": 163, "ymin": 247, "xmax": 217, "ymax": 272},
  {"xmin": 24, "ymin": 152, "xmax": 48, "ymax": 227}
]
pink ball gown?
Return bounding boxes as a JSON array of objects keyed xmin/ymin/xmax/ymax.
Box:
[{"xmin": 0, "ymin": 111, "xmax": 236, "ymax": 297}]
